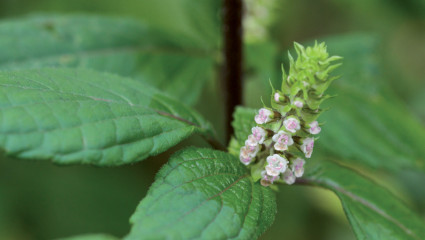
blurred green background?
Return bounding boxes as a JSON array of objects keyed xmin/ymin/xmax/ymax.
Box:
[{"xmin": 0, "ymin": 0, "xmax": 424, "ymax": 239}]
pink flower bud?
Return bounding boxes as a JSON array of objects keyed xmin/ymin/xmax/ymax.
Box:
[
  {"xmin": 308, "ymin": 121, "xmax": 321, "ymax": 135},
  {"xmin": 255, "ymin": 108, "xmax": 273, "ymax": 124},
  {"xmin": 274, "ymin": 92, "xmax": 281, "ymax": 102},
  {"xmin": 292, "ymin": 158, "xmax": 305, "ymax": 177},
  {"xmin": 283, "ymin": 169, "xmax": 296, "ymax": 185},
  {"xmin": 283, "ymin": 117, "xmax": 300, "ymax": 133},
  {"xmin": 266, "ymin": 154, "xmax": 288, "ymax": 176},
  {"xmin": 301, "ymin": 137, "xmax": 314, "ymax": 158},
  {"xmin": 294, "ymin": 100, "xmax": 303, "ymax": 108},
  {"xmin": 272, "ymin": 130, "xmax": 294, "ymax": 151},
  {"xmin": 251, "ymin": 126, "xmax": 266, "ymax": 144}
]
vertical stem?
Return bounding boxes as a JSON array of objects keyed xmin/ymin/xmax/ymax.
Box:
[{"xmin": 222, "ymin": 0, "xmax": 243, "ymax": 144}]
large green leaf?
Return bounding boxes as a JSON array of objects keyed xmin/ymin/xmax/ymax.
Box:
[
  {"xmin": 0, "ymin": 68, "xmax": 214, "ymax": 165},
  {"xmin": 0, "ymin": 14, "xmax": 216, "ymax": 105},
  {"xmin": 304, "ymin": 160, "xmax": 425, "ymax": 240},
  {"xmin": 317, "ymin": 34, "xmax": 425, "ymax": 172},
  {"xmin": 126, "ymin": 147, "xmax": 276, "ymax": 240}
]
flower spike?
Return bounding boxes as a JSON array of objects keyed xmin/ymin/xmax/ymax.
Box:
[{"xmin": 238, "ymin": 41, "xmax": 342, "ymax": 187}]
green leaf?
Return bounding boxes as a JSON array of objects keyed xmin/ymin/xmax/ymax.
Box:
[
  {"xmin": 304, "ymin": 160, "xmax": 425, "ymax": 240},
  {"xmin": 231, "ymin": 106, "xmax": 257, "ymax": 147},
  {"xmin": 0, "ymin": 68, "xmax": 214, "ymax": 165},
  {"xmin": 57, "ymin": 234, "xmax": 118, "ymax": 240},
  {"xmin": 317, "ymin": 34, "xmax": 425, "ymax": 172},
  {"xmin": 126, "ymin": 147, "xmax": 276, "ymax": 240},
  {"xmin": 0, "ymin": 14, "xmax": 217, "ymax": 105}
]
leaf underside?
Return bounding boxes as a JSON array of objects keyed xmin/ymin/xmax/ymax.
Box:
[
  {"xmin": 0, "ymin": 68, "xmax": 213, "ymax": 165},
  {"xmin": 126, "ymin": 147, "xmax": 276, "ymax": 240}
]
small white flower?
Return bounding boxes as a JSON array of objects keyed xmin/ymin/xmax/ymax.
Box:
[
  {"xmin": 283, "ymin": 117, "xmax": 300, "ymax": 133},
  {"xmin": 265, "ymin": 165, "xmax": 280, "ymax": 177},
  {"xmin": 245, "ymin": 134, "xmax": 258, "ymax": 147},
  {"xmin": 241, "ymin": 142, "xmax": 259, "ymax": 164},
  {"xmin": 239, "ymin": 144, "xmax": 260, "ymax": 165},
  {"xmin": 301, "ymin": 137, "xmax": 314, "ymax": 158},
  {"xmin": 239, "ymin": 146, "xmax": 252, "ymax": 165},
  {"xmin": 274, "ymin": 92, "xmax": 281, "ymax": 102},
  {"xmin": 294, "ymin": 100, "xmax": 304, "ymax": 108},
  {"xmin": 251, "ymin": 126, "xmax": 266, "ymax": 144},
  {"xmin": 292, "ymin": 158, "xmax": 306, "ymax": 177},
  {"xmin": 266, "ymin": 154, "xmax": 288, "ymax": 176},
  {"xmin": 255, "ymin": 108, "xmax": 273, "ymax": 124},
  {"xmin": 272, "ymin": 130, "xmax": 294, "ymax": 151},
  {"xmin": 240, "ymin": 155, "xmax": 251, "ymax": 165},
  {"xmin": 283, "ymin": 169, "xmax": 296, "ymax": 185},
  {"xmin": 308, "ymin": 121, "xmax": 321, "ymax": 135},
  {"xmin": 261, "ymin": 170, "xmax": 279, "ymax": 184},
  {"xmin": 247, "ymin": 144, "xmax": 260, "ymax": 157}
]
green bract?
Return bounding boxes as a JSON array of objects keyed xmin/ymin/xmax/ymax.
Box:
[{"xmin": 280, "ymin": 42, "xmax": 342, "ymax": 122}]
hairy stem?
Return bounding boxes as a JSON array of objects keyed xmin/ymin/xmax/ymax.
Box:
[{"xmin": 222, "ymin": 0, "xmax": 244, "ymax": 144}]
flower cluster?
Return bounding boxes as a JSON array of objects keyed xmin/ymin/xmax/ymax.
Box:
[{"xmin": 239, "ymin": 42, "xmax": 341, "ymax": 187}]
